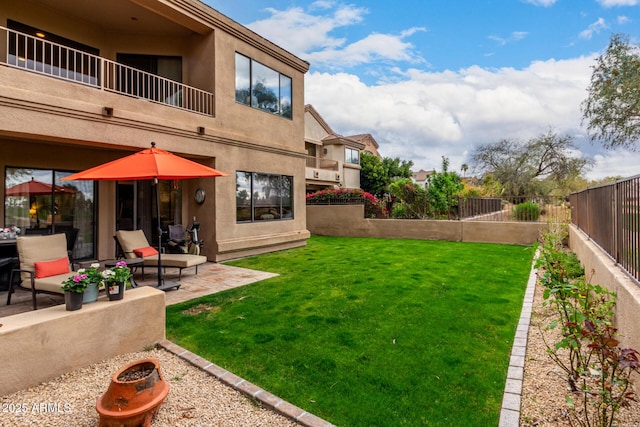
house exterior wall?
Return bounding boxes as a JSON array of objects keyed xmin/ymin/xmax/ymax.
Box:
[{"xmin": 0, "ymin": 0, "xmax": 310, "ymax": 262}]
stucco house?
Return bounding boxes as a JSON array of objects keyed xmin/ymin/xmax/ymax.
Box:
[
  {"xmin": 304, "ymin": 104, "xmax": 364, "ymax": 192},
  {"xmin": 0, "ymin": 0, "xmax": 310, "ymax": 262},
  {"xmin": 348, "ymin": 133, "xmax": 381, "ymax": 159},
  {"xmin": 412, "ymin": 169, "xmax": 435, "ymax": 189}
]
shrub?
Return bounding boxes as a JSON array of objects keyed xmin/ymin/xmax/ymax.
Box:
[
  {"xmin": 536, "ymin": 226, "xmax": 640, "ymax": 427},
  {"xmin": 513, "ymin": 201, "xmax": 541, "ymax": 221}
]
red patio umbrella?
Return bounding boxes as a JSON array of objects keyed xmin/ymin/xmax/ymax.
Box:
[
  {"xmin": 62, "ymin": 142, "xmax": 228, "ymax": 290},
  {"xmin": 6, "ymin": 177, "xmax": 76, "ymax": 196}
]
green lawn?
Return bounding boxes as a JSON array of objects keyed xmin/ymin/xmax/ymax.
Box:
[{"xmin": 166, "ymin": 236, "xmax": 534, "ymax": 426}]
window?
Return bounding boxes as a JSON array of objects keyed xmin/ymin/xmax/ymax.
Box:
[
  {"xmin": 4, "ymin": 167, "xmax": 96, "ymax": 260},
  {"xmin": 346, "ymin": 147, "xmax": 360, "ymax": 165},
  {"xmin": 235, "ymin": 53, "xmax": 293, "ymax": 119},
  {"xmin": 236, "ymin": 172, "xmax": 293, "ymax": 222}
]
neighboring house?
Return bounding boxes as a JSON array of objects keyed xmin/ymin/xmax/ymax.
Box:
[
  {"xmin": 348, "ymin": 133, "xmax": 381, "ymax": 158},
  {"xmin": 304, "ymin": 105, "xmax": 364, "ymax": 192},
  {"xmin": 412, "ymin": 169, "xmax": 435, "ymax": 189},
  {"xmin": 0, "ymin": 0, "xmax": 310, "ymax": 262}
]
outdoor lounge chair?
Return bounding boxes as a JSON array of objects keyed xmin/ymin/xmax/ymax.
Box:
[
  {"xmin": 115, "ymin": 230, "xmax": 207, "ymax": 280},
  {"xmin": 6, "ymin": 233, "xmax": 74, "ymax": 310}
]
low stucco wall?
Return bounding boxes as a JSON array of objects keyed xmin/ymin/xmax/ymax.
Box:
[
  {"xmin": 306, "ymin": 205, "xmax": 544, "ymax": 245},
  {"xmin": 569, "ymin": 224, "xmax": 640, "ymax": 350},
  {"xmin": 0, "ymin": 287, "xmax": 165, "ymax": 396}
]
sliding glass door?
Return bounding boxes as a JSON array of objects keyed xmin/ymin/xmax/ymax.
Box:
[{"xmin": 4, "ymin": 167, "xmax": 96, "ymax": 260}]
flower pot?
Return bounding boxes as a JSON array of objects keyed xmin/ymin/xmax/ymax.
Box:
[
  {"xmin": 83, "ymin": 282, "xmax": 99, "ymax": 304},
  {"xmin": 107, "ymin": 281, "xmax": 125, "ymax": 301},
  {"xmin": 96, "ymin": 357, "xmax": 169, "ymax": 427},
  {"xmin": 64, "ymin": 290, "xmax": 84, "ymax": 311}
]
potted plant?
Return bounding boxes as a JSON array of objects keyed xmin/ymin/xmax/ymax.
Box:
[
  {"xmin": 102, "ymin": 261, "xmax": 132, "ymax": 301},
  {"xmin": 79, "ymin": 263, "xmax": 102, "ymax": 304},
  {"xmin": 61, "ymin": 272, "xmax": 90, "ymax": 311}
]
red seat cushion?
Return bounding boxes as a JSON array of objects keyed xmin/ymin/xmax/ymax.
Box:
[
  {"xmin": 34, "ymin": 257, "xmax": 70, "ymax": 278},
  {"xmin": 133, "ymin": 246, "xmax": 159, "ymax": 257}
]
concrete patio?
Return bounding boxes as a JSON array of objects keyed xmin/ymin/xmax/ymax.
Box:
[{"xmin": 0, "ymin": 262, "xmax": 278, "ymax": 317}]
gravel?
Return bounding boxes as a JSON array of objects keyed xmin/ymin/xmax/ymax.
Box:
[{"xmin": 0, "ymin": 348, "xmax": 301, "ymax": 427}]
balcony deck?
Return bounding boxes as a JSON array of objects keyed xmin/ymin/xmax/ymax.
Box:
[{"xmin": 0, "ymin": 25, "xmax": 214, "ymax": 116}]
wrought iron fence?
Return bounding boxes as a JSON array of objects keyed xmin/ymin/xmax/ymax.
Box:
[
  {"xmin": 306, "ymin": 192, "xmax": 569, "ymax": 222},
  {"xmin": 457, "ymin": 196, "xmax": 570, "ymax": 222},
  {"xmin": 570, "ymin": 175, "xmax": 640, "ymax": 283}
]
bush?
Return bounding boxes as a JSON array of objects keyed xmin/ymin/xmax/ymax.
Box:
[
  {"xmin": 513, "ymin": 201, "xmax": 541, "ymax": 221},
  {"xmin": 392, "ymin": 203, "xmax": 409, "ymax": 219}
]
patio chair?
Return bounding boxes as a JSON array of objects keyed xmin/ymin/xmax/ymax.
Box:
[
  {"xmin": 6, "ymin": 233, "xmax": 74, "ymax": 310},
  {"xmin": 115, "ymin": 230, "xmax": 207, "ymax": 280},
  {"xmin": 166, "ymin": 224, "xmax": 187, "ymax": 254}
]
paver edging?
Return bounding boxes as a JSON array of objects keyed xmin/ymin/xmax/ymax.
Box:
[{"xmin": 498, "ymin": 250, "xmax": 539, "ymax": 427}]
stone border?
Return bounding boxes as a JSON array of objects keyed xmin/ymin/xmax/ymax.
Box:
[
  {"xmin": 158, "ymin": 340, "xmax": 336, "ymax": 427},
  {"xmin": 498, "ymin": 252, "xmax": 538, "ymax": 426}
]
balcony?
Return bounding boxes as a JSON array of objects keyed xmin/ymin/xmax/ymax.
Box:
[
  {"xmin": 306, "ymin": 156, "xmax": 339, "ymax": 171},
  {"xmin": 305, "ymin": 156, "xmax": 341, "ymax": 185},
  {"xmin": 1, "ymin": 26, "xmax": 214, "ymax": 116}
]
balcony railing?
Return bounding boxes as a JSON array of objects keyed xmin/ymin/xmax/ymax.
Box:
[
  {"xmin": 306, "ymin": 156, "xmax": 339, "ymax": 171},
  {"xmin": 2, "ymin": 26, "xmax": 214, "ymax": 116}
]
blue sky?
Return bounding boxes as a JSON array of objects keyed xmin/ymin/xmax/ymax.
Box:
[{"xmin": 204, "ymin": 0, "xmax": 640, "ymax": 180}]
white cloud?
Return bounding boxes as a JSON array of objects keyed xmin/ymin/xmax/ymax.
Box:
[
  {"xmin": 579, "ymin": 18, "xmax": 608, "ymax": 39},
  {"xmin": 522, "ymin": 0, "xmax": 557, "ymax": 6},
  {"xmin": 247, "ymin": 4, "xmax": 368, "ymax": 55},
  {"xmin": 617, "ymin": 15, "xmax": 631, "ymax": 24},
  {"xmin": 245, "ymin": 3, "xmax": 424, "ymax": 68},
  {"xmin": 596, "ymin": 0, "xmax": 639, "ymax": 7},
  {"xmin": 305, "ymin": 55, "xmax": 640, "ymax": 179},
  {"xmin": 591, "ymin": 150, "xmax": 640, "ymax": 179},
  {"xmin": 305, "ymin": 30, "xmax": 425, "ymax": 67},
  {"xmin": 489, "ymin": 31, "xmax": 529, "ymax": 46}
]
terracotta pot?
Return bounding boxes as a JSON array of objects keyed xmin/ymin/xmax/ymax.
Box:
[{"xmin": 96, "ymin": 357, "xmax": 169, "ymax": 427}]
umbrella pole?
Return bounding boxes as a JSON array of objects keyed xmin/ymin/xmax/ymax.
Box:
[{"xmin": 154, "ymin": 178, "xmax": 180, "ymax": 292}]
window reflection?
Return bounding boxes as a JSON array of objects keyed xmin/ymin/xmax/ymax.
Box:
[
  {"xmin": 4, "ymin": 167, "xmax": 96, "ymax": 260},
  {"xmin": 236, "ymin": 171, "xmax": 293, "ymax": 222},
  {"xmin": 234, "ymin": 53, "xmax": 293, "ymax": 119}
]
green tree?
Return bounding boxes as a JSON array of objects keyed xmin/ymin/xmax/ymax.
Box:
[
  {"xmin": 360, "ymin": 152, "xmax": 413, "ymax": 196},
  {"xmin": 382, "ymin": 157, "xmax": 413, "ymax": 181},
  {"xmin": 388, "ymin": 178, "xmax": 429, "ymax": 219},
  {"xmin": 360, "ymin": 152, "xmax": 387, "ymax": 196},
  {"xmin": 470, "ymin": 131, "xmax": 592, "ymax": 197},
  {"xmin": 582, "ymin": 34, "xmax": 640, "ymax": 150},
  {"xmin": 427, "ymin": 157, "xmax": 464, "ymax": 219}
]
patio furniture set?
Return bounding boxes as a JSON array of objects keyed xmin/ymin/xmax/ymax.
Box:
[{"xmin": 4, "ymin": 230, "xmax": 207, "ymax": 310}]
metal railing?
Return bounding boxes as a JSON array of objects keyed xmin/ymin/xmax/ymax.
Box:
[
  {"xmin": 458, "ymin": 196, "xmax": 570, "ymax": 222},
  {"xmin": 306, "ymin": 156, "xmax": 340, "ymax": 171},
  {"xmin": 570, "ymin": 175, "xmax": 640, "ymax": 283},
  {"xmin": 2, "ymin": 26, "xmax": 214, "ymax": 115}
]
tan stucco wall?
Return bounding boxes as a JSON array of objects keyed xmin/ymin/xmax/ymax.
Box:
[
  {"xmin": 307, "ymin": 205, "xmax": 544, "ymax": 245},
  {"xmin": 0, "ymin": 287, "xmax": 165, "ymax": 396},
  {"xmin": 0, "ymin": 0, "xmax": 311, "ymax": 261},
  {"xmin": 569, "ymin": 224, "xmax": 640, "ymax": 350}
]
